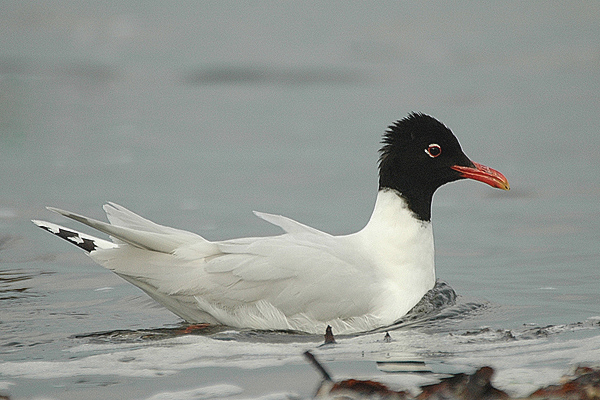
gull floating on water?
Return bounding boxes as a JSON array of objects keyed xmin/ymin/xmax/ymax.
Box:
[{"xmin": 33, "ymin": 113, "xmax": 509, "ymax": 334}]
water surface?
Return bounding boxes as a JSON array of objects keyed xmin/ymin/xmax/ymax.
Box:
[{"xmin": 1, "ymin": 1, "xmax": 600, "ymax": 399}]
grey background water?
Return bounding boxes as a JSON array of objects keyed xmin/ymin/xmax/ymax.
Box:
[{"xmin": 1, "ymin": 1, "xmax": 599, "ymax": 399}]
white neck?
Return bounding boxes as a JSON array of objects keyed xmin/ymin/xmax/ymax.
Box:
[{"xmin": 353, "ymin": 189, "xmax": 436, "ymax": 320}]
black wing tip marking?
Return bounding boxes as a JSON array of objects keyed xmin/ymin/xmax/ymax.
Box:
[{"xmin": 34, "ymin": 222, "xmax": 98, "ymax": 253}]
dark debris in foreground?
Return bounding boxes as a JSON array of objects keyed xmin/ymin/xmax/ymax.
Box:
[{"xmin": 306, "ymin": 351, "xmax": 600, "ymax": 400}]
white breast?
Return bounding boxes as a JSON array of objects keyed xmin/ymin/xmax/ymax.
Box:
[{"xmin": 349, "ymin": 189, "xmax": 435, "ymax": 323}]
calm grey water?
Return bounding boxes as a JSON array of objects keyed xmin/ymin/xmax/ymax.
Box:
[{"xmin": 1, "ymin": 2, "xmax": 600, "ymax": 399}]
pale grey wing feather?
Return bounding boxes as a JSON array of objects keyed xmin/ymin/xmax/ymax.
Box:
[
  {"xmin": 200, "ymin": 232, "xmax": 377, "ymax": 319},
  {"xmin": 104, "ymin": 203, "xmax": 200, "ymax": 237},
  {"xmin": 49, "ymin": 205, "xmax": 379, "ymax": 329},
  {"xmin": 253, "ymin": 211, "xmax": 331, "ymax": 236},
  {"xmin": 47, "ymin": 205, "xmax": 216, "ymax": 255}
]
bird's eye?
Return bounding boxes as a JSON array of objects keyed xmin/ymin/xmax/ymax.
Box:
[{"xmin": 425, "ymin": 144, "xmax": 442, "ymax": 158}]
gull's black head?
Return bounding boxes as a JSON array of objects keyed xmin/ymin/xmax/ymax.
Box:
[{"xmin": 378, "ymin": 113, "xmax": 509, "ymax": 221}]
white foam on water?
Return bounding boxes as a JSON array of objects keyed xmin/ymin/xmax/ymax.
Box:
[
  {"xmin": 235, "ymin": 393, "xmax": 300, "ymax": 400},
  {"xmin": 144, "ymin": 384, "xmax": 244, "ymax": 400},
  {"xmin": 0, "ymin": 381, "xmax": 14, "ymax": 391},
  {"xmin": 1, "ymin": 323, "xmax": 599, "ymax": 397}
]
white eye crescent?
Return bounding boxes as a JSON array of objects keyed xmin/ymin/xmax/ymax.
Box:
[{"xmin": 425, "ymin": 144, "xmax": 441, "ymax": 158}]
